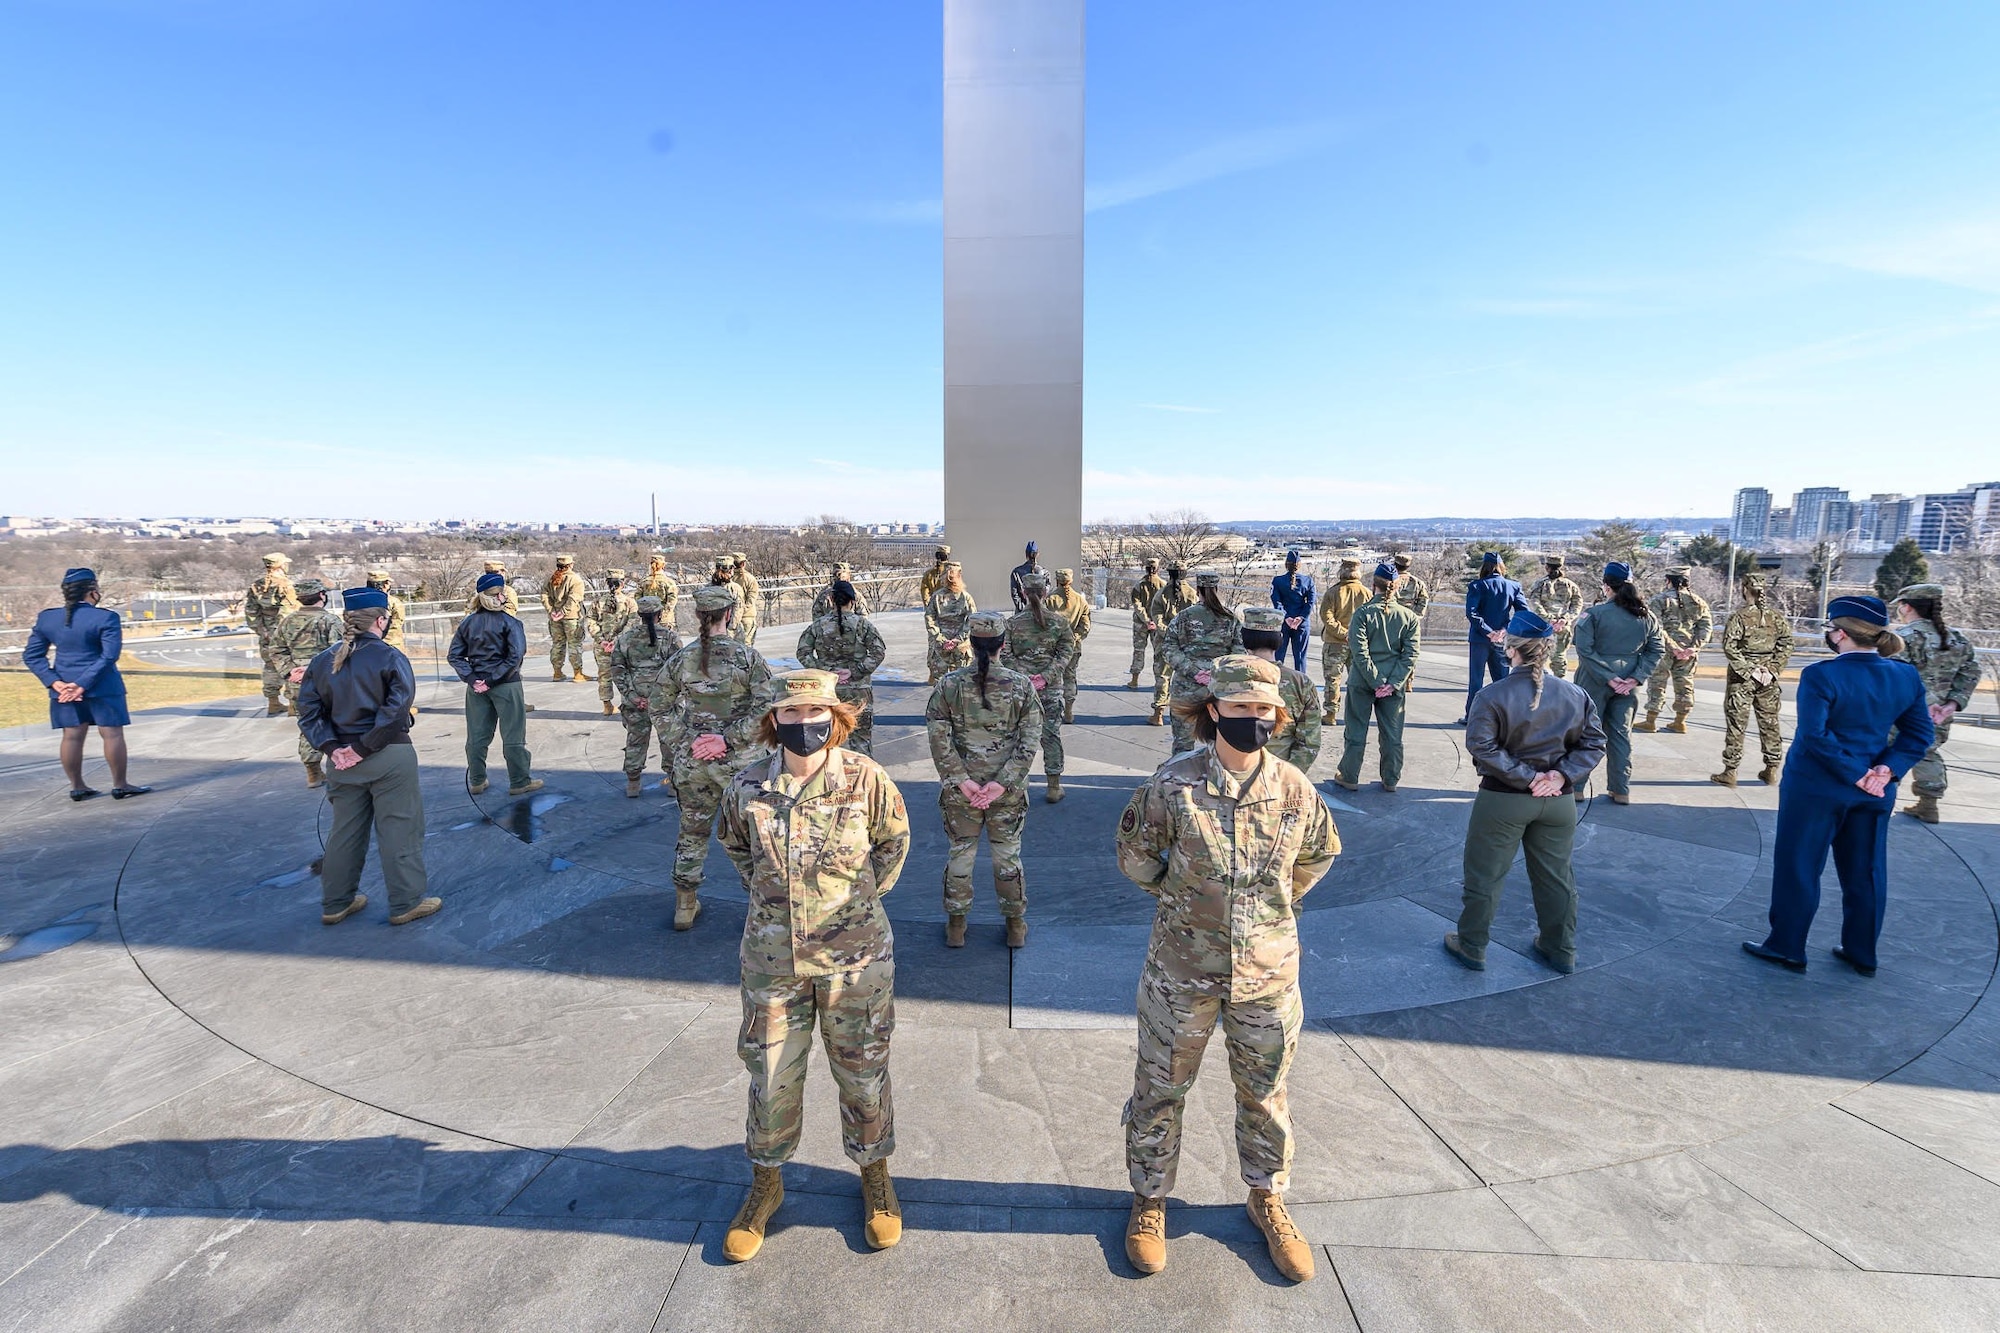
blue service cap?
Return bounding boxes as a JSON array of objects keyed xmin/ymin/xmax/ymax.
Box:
[
  {"xmin": 342, "ymin": 586, "xmax": 389, "ymax": 611},
  {"xmin": 1025, "ymin": 540, "xmax": 1038, "ymax": 554},
  {"xmin": 1373, "ymin": 562, "xmax": 1396, "ymax": 581},
  {"xmin": 477, "ymin": 572, "xmax": 506, "ymax": 592},
  {"xmin": 62, "ymin": 566, "xmax": 96, "ymax": 584},
  {"xmin": 1481, "ymin": 550, "xmax": 1499, "ymax": 562},
  {"xmin": 1827, "ymin": 594, "xmax": 1889, "ymax": 627},
  {"xmin": 1285, "ymin": 549, "xmax": 1301, "ymax": 561},
  {"xmin": 1604, "ymin": 561, "xmax": 1631, "ymax": 584},
  {"xmin": 1508, "ymin": 607, "xmax": 1554, "ymax": 639}
]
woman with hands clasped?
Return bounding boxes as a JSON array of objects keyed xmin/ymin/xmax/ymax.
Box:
[
  {"xmin": 1743, "ymin": 596, "xmax": 1933, "ymax": 976},
  {"xmin": 1570, "ymin": 562, "xmax": 1664, "ymax": 805},
  {"xmin": 924, "ymin": 610, "xmax": 1043, "ymax": 949},
  {"xmin": 24, "ymin": 567, "xmax": 150, "ymax": 801}
]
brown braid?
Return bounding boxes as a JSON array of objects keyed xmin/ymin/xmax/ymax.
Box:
[
  {"xmin": 697, "ymin": 607, "xmax": 728, "ymax": 675},
  {"xmin": 332, "ymin": 608, "xmax": 384, "ymax": 673},
  {"xmin": 1505, "ymin": 633, "xmax": 1553, "ymax": 709}
]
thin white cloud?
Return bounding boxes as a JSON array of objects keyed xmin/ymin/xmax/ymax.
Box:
[
  {"xmin": 1139, "ymin": 403, "xmax": 1220, "ymax": 414},
  {"xmin": 1086, "ymin": 120, "xmax": 1356, "ymax": 213},
  {"xmin": 1808, "ymin": 215, "xmax": 2000, "ymax": 294},
  {"xmin": 1681, "ymin": 307, "xmax": 2000, "ymax": 403},
  {"xmin": 1083, "ymin": 468, "xmax": 1405, "ymax": 522}
]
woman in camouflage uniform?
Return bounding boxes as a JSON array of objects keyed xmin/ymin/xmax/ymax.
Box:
[
  {"xmin": 797, "ymin": 581, "xmax": 887, "ymax": 754},
  {"xmin": 1893, "ymin": 584, "xmax": 1982, "ymax": 824},
  {"xmin": 271, "ymin": 579, "xmax": 342, "ymax": 786},
  {"xmin": 609, "ymin": 595, "xmax": 683, "ymax": 798},
  {"xmin": 1162, "ymin": 569, "xmax": 1244, "ymax": 753},
  {"xmin": 1115, "ymin": 653, "xmax": 1340, "ymax": 1283},
  {"xmin": 1237, "ymin": 606, "xmax": 1322, "ymax": 774},
  {"xmin": 925, "ymin": 610, "xmax": 1042, "ymax": 948},
  {"xmin": 1004, "ymin": 572, "xmax": 1076, "ymax": 804},
  {"xmin": 657, "ymin": 582, "xmax": 774, "ymax": 930},
  {"xmin": 714, "ymin": 669, "xmax": 912, "ymax": 1263},
  {"xmin": 923, "ymin": 560, "xmax": 976, "ymax": 685}
]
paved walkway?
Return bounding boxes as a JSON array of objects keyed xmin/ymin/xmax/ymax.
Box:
[{"xmin": 3, "ymin": 610, "xmax": 1998, "ymax": 1331}]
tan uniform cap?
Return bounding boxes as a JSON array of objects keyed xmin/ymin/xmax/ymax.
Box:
[
  {"xmin": 1206, "ymin": 654, "xmax": 1283, "ymax": 706},
  {"xmin": 766, "ymin": 668, "xmax": 842, "ymax": 714}
]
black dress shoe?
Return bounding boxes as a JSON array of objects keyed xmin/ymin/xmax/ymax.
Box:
[
  {"xmin": 1831, "ymin": 946, "xmax": 1877, "ymax": 977},
  {"xmin": 69, "ymin": 787, "xmax": 102, "ymax": 802},
  {"xmin": 1741, "ymin": 941, "xmax": 1806, "ymax": 972},
  {"xmin": 110, "ymin": 785, "xmax": 154, "ymax": 800}
]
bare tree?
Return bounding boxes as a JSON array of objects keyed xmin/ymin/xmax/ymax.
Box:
[
  {"xmin": 1136, "ymin": 509, "xmax": 1234, "ymax": 570},
  {"xmin": 405, "ymin": 539, "xmax": 486, "ymax": 604}
]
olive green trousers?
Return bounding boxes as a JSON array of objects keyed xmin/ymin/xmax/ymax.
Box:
[{"xmin": 1456, "ymin": 786, "xmax": 1578, "ymax": 967}]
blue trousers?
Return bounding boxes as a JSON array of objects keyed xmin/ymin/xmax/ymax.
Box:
[
  {"xmin": 1761, "ymin": 780, "xmax": 1892, "ymax": 967},
  {"xmin": 1279, "ymin": 624, "xmax": 1310, "ymax": 673},
  {"xmin": 1465, "ymin": 641, "xmax": 1509, "ymax": 719}
]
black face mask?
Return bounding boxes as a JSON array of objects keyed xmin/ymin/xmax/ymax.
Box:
[
  {"xmin": 1212, "ymin": 713, "xmax": 1276, "ymax": 753},
  {"xmin": 970, "ymin": 634, "xmax": 1006, "ymax": 659},
  {"xmin": 1824, "ymin": 631, "xmax": 1841, "ymax": 654},
  {"xmin": 775, "ymin": 719, "xmax": 834, "ymax": 757}
]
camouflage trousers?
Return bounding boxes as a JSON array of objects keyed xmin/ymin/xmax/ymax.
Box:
[
  {"xmin": 732, "ymin": 618, "xmax": 759, "ymax": 648},
  {"xmin": 548, "ymin": 620, "xmax": 586, "ymax": 676},
  {"xmin": 1033, "ymin": 677, "xmax": 1065, "ymax": 775},
  {"xmin": 670, "ymin": 747, "xmax": 764, "ymax": 891},
  {"xmin": 592, "ymin": 645, "xmax": 618, "ymax": 704},
  {"xmin": 1548, "ymin": 626, "xmax": 1574, "ymax": 678},
  {"xmin": 739, "ymin": 956, "xmax": 895, "ymax": 1168},
  {"xmin": 1646, "ymin": 651, "xmax": 1698, "ymax": 718},
  {"xmin": 1912, "ymin": 717, "xmax": 1953, "ymax": 797},
  {"xmin": 258, "ymin": 641, "xmax": 284, "ymax": 702},
  {"xmin": 927, "ymin": 636, "xmax": 971, "ymax": 683},
  {"xmin": 619, "ymin": 702, "xmax": 667, "ymax": 779},
  {"xmin": 1721, "ymin": 674, "xmax": 1784, "ymax": 770},
  {"xmin": 1124, "ymin": 963, "xmax": 1300, "ymax": 1198},
  {"xmin": 1063, "ymin": 644, "xmax": 1083, "ymax": 715},
  {"xmin": 1132, "ymin": 624, "xmax": 1165, "ymax": 679},
  {"xmin": 1144, "ymin": 631, "xmax": 1172, "ymax": 707},
  {"xmin": 1320, "ymin": 641, "xmax": 1351, "ymax": 720},
  {"xmin": 1167, "ymin": 690, "xmax": 1203, "ymax": 755},
  {"xmin": 939, "ymin": 785, "xmax": 1027, "ymax": 918},
  {"xmin": 837, "ymin": 682, "xmax": 874, "ymax": 756}
]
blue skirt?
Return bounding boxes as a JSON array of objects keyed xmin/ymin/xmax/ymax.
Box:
[{"xmin": 51, "ymin": 692, "xmax": 131, "ymax": 729}]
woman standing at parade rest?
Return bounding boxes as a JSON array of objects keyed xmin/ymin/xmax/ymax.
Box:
[
  {"xmin": 657, "ymin": 582, "xmax": 775, "ymax": 931},
  {"xmin": 1743, "ymin": 597, "xmax": 1932, "ymax": 976},
  {"xmin": 1445, "ymin": 609, "xmax": 1606, "ymax": 975},
  {"xmin": 796, "ymin": 580, "xmax": 887, "ymax": 755},
  {"xmin": 1004, "ymin": 571, "xmax": 1076, "ymax": 804},
  {"xmin": 925, "ymin": 610, "xmax": 1043, "ymax": 948},
  {"xmin": 1162, "ymin": 570, "xmax": 1245, "ymax": 754},
  {"xmin": 1569, "ymin": 563, "xmax": 1664, "ymax": 805},
  {"xmin": 24, "ymin": 568, "xmax": 149, "ymax": 801},
  {"xmin": 714, "ymin": 669, "xmax": 912, "ymax": 1263},
  {"xmin": 1892, "ymin": 584, "xmax": 1982, "ymax": 825},
  {"xmin": 1115, "ymin": 654, "xmax": 1340, "ymax": 1284},
  {"xmin": 923, "ymin": 560, "xmax": 976, "ymax": 685}
]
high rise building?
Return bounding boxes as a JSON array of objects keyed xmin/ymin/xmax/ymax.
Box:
[
  {"xmin": 1767, "ymin": 506, "xmax": 1794, "ymax": 542},
  {"xmin": 1790, "ymin": 487, "xmax": 1850, "ymax": 541},
  {"xmin": 1730, "ymin": 487, "xmax": 1771, "ymax": 544}
]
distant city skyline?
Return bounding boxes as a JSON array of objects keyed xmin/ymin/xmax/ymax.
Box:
[{"xmin": 1730, "ymin": 479, "xmax": 2000, "ymax": 553}]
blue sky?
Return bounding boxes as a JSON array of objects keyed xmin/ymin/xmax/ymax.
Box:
[{"xmin": 3, "ymin": 2, "xmax": 1996, "ymax": 524}]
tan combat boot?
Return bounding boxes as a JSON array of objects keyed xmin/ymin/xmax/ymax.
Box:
[
  {"xmin": 468, "ymin": 777, "xmax": 489, "ymax": 795},
  {"xmin": 1064, "ymin": 702, "xmax": 1076, "ymax": 724},
  {"xmin": 1148, "ymin": 706, "xmax": 1164, "ymax": 726},
  {"xmin": 1045, "ymin": 774, "xmax": 1064, "ymax": 804},
  {"xmin": 1709, "ymin": 769, "xmax": 1737, "ymax": 788},
  {"xmin": 1902, "ymin": 794, "xmax": 1941, "ymax": 824},
  {"xmin": 322, "ymin": 893, "xmax": 367, "ymax": 926},
  {"xmin": 674, "ymin": 890, "xmax": 701, "ymax": 931},
  {"xmin": 723, "ymin": 1165, "xmax": 784, "ymax": 1263},
  {"xmin": 286, "ymin": 701, "xmax": 299, "ymax": 718},
  {"xmin": 1321, "ymin": 710, "xmax": 1337, "ymax": 726},
  {"xmin": 552, "ymin": 670, "xmax": 567, "ymax": 682},
  {"xmin": 305, "ymin": 759, "xmax": 324, "ymax": 789},
  {"xmin": 1634, "ymin": 711, "xmax": 1658, "ymax": 733},
  {"xmin": 1006, "ymin": 917, "xmax": 1028, "ymax": 949},
  {"xmin": 860, "ymin": 1160, "xmax": 902, "ymax": 1249},
  {"xmin": 1667, "ymin": 714, "xmax": 1689, "ymax": 734},
  {"xmin": 508, "ymin": 778, "xmax": 544, "ymax": 797},
  {"xmin": 1248, "ymin": 1188, "xmax": 1315, "ymax": 1282},
  {"xmin": 1127, "ymin": 672, "xmax": 1141, "ymax": 690},
  {"xmin": 945, "ymin": 914, "xmax": 967, "ymax": 948},
  {"xmin": 625, "ymin": 775, "xmax": 642, "ymax": 798},
  {"xmin": 573, "ymin": 670, "xmax": 589, "ymax": 683},
  {"xmin": 266, "ymin": 698, "xmax": 287, "ymax": 717},
  {"xmin": 1126, "ymin": 1194, "xmax": 1167, "ymax": 1275},
  {"xmin": 602, "ymin": 701, "xmax": 615, "ymax": 716},
  {"xmin": 1758, "ymin": 765, "xmax": 1780, "ymax": 785},
  {"xmin": 389, "ymin": 897, "xmax": 442, "ymax": 925}
]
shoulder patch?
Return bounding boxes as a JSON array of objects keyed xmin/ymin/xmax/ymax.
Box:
[{"xmin": 1119, "ymin": 805, "xmax": 1139, "ymax": 834}]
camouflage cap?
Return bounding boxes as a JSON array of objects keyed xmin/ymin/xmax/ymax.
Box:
[
  {"xmin": 765, "ymin": 668, "xmax": 842, "ymax": 714},
  {"xmin": 1055, "ymin": 567, "xmax": 1074, "ymax": 583},
  {"xmin": 935, "ymin": 544, "xmax": 952, "ymax": 557},
  {"xmin": 969, "ymin": 610, "xmax": 1008, "ymax": 636},
  {"xmin": 1545, "ymin": 554, "xmax": 1566, "ymax": 567},
  {"xmin": 1143, "ymin": 556, "xmax": 1159, "ymax": 568},
  {"xmin": 636, "ymin": 595, "xmax": 664, "ymax": 613},
  {"xmin": 1193, "ymin": 568, "xmax": 1222, "ymax": 588},
  {"xmin": 1239, "ymin": 605, "xmax": 1284, "ymax": 631},
  {"xmin": 365, "ymin": 568, "xmax": 390, "ymax": 582},
  {"xmin": 833, "ymin": 561, "xmax": 852, "ymax": 576},
  {"xmin": 1894, "ymin": 583, "xmax": 1945, "ymax": 603},
  {"xmin": 1667, "ymin": 565, "xmax": 1691, "ymax": 578},
  {"xmin": 713, "ymin": 554, "xmax": 734, "ymax": 570},
  {"xmin": 1338, "ymin": 555, "xmax": 1361, "ymax": 570},
  {"xmin": 262, "ymin": 552, "xmax": 290, "ymax": 567},
  {"xmin": 293, "ymin": 578, "xmax": 328, "ymax": 599},
  {"xmin": 1206, "ymin": 653, "xmax": 1283, "ymax": 706},
  {"xmin": 555, "ymin": 554, "xmax": 574, "ymax": 566},
  {"xmin": 605, "ymin": 568, "xmax": 627, "ymax": 580},
  {"xmin": 728, "ymin": 551, "xmax": 747, "ymax": 564},
  {"xmin": 483, "ymin": 560, "xmax": 507, "ymax": 572},
  {"xmin": 942, "ymin": 559, "xmax": 963, "ymax": 571},
  {"xmin": 649, "ymin": 553, "xmax": 667, "ymax": 565},
  {"xmin": 693, "ymin": 582, "xmax": 739, "ymax": 611},
  {"xmin": 1740, "ymin": 571, "xmax": 1766, "ymax": 588},
  {"xmin": 1392, "ymin": 553, "xmax": 1412, "ymax": 570},
  {"xmin": 1020, "ymin": 572, "xmax": 1050, "ymax": 594}
]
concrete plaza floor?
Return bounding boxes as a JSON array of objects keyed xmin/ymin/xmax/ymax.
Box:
[{"xmin": 3, "ymin": 609, "xmax": 1998, "ymax": 1331}]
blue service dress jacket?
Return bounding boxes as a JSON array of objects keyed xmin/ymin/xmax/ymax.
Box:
[
  {"xmin": 1270, "ymin": 572, "xmax": 1316, "ymax": 621},
  {"xmin": 1464, "ymin": 575, "xmax": 1529, "ymax": 643},
  {"xmin": 1783, "ymin": 653, "xmax": 1933, "ymax": 801},
  {"xmin": 24, "ymin": 602, "xmax": 129, "ymax": 728}
]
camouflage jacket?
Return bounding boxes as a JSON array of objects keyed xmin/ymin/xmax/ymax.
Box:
[
  {"xmin": 1648, "ymin": 590, "xmax": 1713, "ymax": 652},
  {"xmin": 245, "ymin": 574, "xmax": 298, "ymax": 640},
  {"xmin": 1395, "ymin": 572, "xmax": 1432, "ymax": 618},
  {"xmin": 1130, "ymin": 575, "xmax": 1168, "ymax": 631},
  {"xmin": 1116, "ymin": 748, "xmax": 1340, "ymax": 1000},
  {"xmin": 1722, "ymin": 601, "xmax": 1792, "ymax": 678},
  {"xmin": 637, "ymin": 573, "xmax": 679, "ymax": 616},
  {"xmin": 925, "ymin": 589, "xmax": 977, "ymax": 643},
  {"xmin": 732, "ymin": 571, "xmax": 762, "ymax": 626},
  {"xmin": 610, "ymin": 619, "xmax": 685, "ymax": 705},
  {"xmin": 1158, "ymin": 579, "xmax": 1197, "ymax": 624},
  {"xmin": 925, "ymin": 662, "xmax": 1043, "ymax": 788},
  {"xmin": 1047, "ymin": 587, "xmax": 1092, "ymax": 643},
  {"xmin": 1271, "ymin": 665, "xmax": 1322, "ymax": 773},
  {"xmin": 380, "ymin": 594, "xmax": 407, "ymax": 648},
  {"xmin": 1004, "ymin": 608, "xmax": 1076, "ymax": 689},
  {"xmin": 1528, "ymin": 576, "xmax": 1584, "ymax": 627},
  {"xmin": 1317, "ymin": 577, "xmax": 1369, "ymax": 643},
  {"xmin": 1346, "ymin": 595, "xmax": 1422, "ymax": 692},
  {"xmin": 545, "ymin": 571, "xmax": 588, "ymax": 623},
  {"xmin": 810, "ymin": 586, "xmax": 873, "ymax": 621},
  {"xmin": 797, "ymin": 611, "xmax": 887, "ymax": 685},
  {"xmin": 1898, "ymin": 620, "xmax": 1981, "ymax": 712},
  {"xmin": 717, "ymin": 748, "xmax": 911, "ymax": 977},
  {"xmin": 270, "ymin": 607, "xmax": 341, "ymax": 675},
  {"xmin": 1165, "ymin": 605, "xmax": 1243, "ymax": 699},
  {"xmin": 586, "ymin": 589, "xmax": 638, "ymax": 645},
  {"xmin": 656, "ymin": 634, "xmax": 775, "ymax": 760},
  {"xmin": 919, "ymin": 566, "xmax": 948, "ymax": 603}
]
